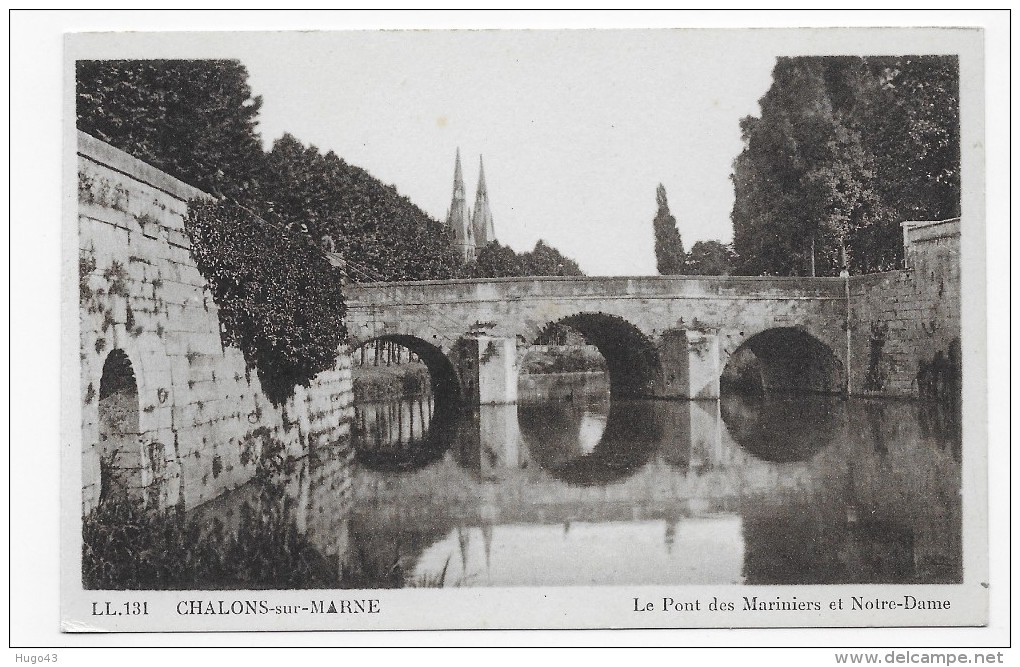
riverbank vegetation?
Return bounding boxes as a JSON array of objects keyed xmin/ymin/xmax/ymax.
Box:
[
  {"xmin": 353, "ymin": 363, "xmax": 432, "ymax": 402},
  {"xmin": 83, "ymin": 473, "xmax": 443, "ymax": 590},
  {"xmin": 83, "ymin": 496, "xmax": 448, "ymax": 590},
  {"xmin": 520, "ymin": 347, "xmax": 606, "ymax": 375}
]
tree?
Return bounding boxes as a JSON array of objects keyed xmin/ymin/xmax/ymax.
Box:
[
  {"xmin": 731, "ymin": 58, "xmax": 847, "ymax": 277},
  {"xmin": 472, "ymin": 241, "xmax": 526, "ymax": 278},
  {"xmin": 76, "ymin": 60, "xmax": 265, "ymax": 200},
  {"xmin": 686, "ymin": 240, "xmax": 737, "ymax": 275},
  {"xmin": 730, "ymin": 56, "xmax": 960, "ymax": 276},
  {"xmin": 471, "ymin": 240, "xmax": 584, "ymax": 278},
  {"xmin": 652, "ymin": 184, "xmax": 686, "ymax": 274},
  {"xmin": 848, "ymin": 56, "xmax": 960, "ymax": 271},
  {"xmin": 521, "ymin": 240, "xmax": 584, "ymax": 276},
  {"xmin": 257, "ymin": 134, "xmax": 464, "ymax": 282}
]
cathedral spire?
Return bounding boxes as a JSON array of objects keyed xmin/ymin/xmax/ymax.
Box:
[
  {"xmin": 452, "ymin": 148, "xmax": 465, "ymax": 199},
  {"xmin": 445, "ymin": 148, "xmax": 474, "ymax": 261},
  {"xmin": 477, "ymin": 155, "xmax": 487, "ymax": 195},
  {"xmin": 471, "ymin": 154, "xmax": 495, "ymax": 250}
]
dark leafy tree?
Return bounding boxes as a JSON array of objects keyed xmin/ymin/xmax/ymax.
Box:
[
  {"xmin": 846, "ymin": 56, "xmax": 960, "ymax": 271},
  {"xmin": 76, "ymin": 60, "xmax": 265, "ymax": 200},
  {"xmin": 731, "ymin": 59, "xmax": 845, "ymax": 276},
  {"xmin": 257, "ymin": 134, "xmax": 464, "ymax": 283},
  {"xmin": 472, "ymin": 241, "xmax": 526, "ymax": 278},
  {"xmin": 471, "ymin": 240, "xmax": 584, "ymax": 278},
  {"xmin": 521, "ymin": 240, "xmax": 584, "ymax": 276},
  {"xmin": 652, "ymin": 184, "xmax": 686, "ymax": 274},
  {"xmin": 686, "ymin": 240, "xmax": 737, "ymax": 276},
  {"xmin": 731, "ymin": 55, "xmax": 959, "ymax": 276}
]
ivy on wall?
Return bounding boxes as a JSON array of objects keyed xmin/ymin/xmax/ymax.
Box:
[{"xmin": 185, "ymin": 199, "xmax": 347, "ymax": 405}]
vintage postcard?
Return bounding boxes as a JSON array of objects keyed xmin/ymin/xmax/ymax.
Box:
[{"xmin": 59, "ymin": 24, "xmax": 989, "ymax": 635}]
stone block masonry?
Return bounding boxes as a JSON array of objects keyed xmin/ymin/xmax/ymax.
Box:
[
  {"xmin": 848, "ymin": 219, "xmax": 961, "ymax": 397},
  {"xmin": 78, "ymin": 132, "xmax": 354, "ymax": 515},
  {"xmin": 452, "ymin": 336, "xmax": 519, "ymax": 404}
]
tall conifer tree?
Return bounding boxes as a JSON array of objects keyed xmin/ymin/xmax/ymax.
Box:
[{"xmin": 652, "ymin": 184, "xmax": 686, "ymax": 275}]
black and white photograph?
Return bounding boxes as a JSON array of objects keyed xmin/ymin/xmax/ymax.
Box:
[{"xmin": 8, "ymin": 10, "xmax": 1007, "ymax": 653}]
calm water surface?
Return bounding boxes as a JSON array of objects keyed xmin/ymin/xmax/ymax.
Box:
[{"xmin": 198, "ymin": 372, "xmax": 962, "ymax": 587}]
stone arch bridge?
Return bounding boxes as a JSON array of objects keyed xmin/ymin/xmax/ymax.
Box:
[{"xmin": 345, "ymin": 276, "xmax": 850, "ymax": 404}]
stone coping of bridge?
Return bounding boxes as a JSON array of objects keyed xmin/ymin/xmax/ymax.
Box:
[
  {"xmin": 345, "ymin": 276, "xmax": 849, "ymax": 308},
  {"xmin": 348, "ymin": 275, "xmax": 848, "ymax": 289}
]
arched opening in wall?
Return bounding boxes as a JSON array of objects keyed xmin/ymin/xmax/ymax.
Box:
[
  {"xmin": 350, "ymin": 336, "xmax": 460, "ymax": 472},
  {"xmin": 97, "ymin": 349, "xmax": 145, "ymax": 504},
  {"xmin": 531, "ymin": 313, "xmax": 658, "ymax": 397}
]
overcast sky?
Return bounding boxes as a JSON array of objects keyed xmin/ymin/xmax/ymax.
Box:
[
  {"xmin": 238, "ymin": 30, "xmax": 775, "ymax": 275},
  {"xmin": 67, "ymin": 27, "xmax": 982, "ymax": 276}
]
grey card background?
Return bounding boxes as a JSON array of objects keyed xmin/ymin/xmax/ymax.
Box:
[{"xmin": 9, "ymin": 9, "xmax": 1012, "ymax": 654}]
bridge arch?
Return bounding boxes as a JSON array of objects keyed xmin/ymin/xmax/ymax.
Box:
[
  {"xmin": 350, "ymin": 335, "xmax": 462, "ymax": 472},
  {"xmin": 533, "ymin": 312, "xmax": 658, "ymax": 397},
  {"xmin": 351, "ymin": 335, "xmax": 461, "ymax": 405},
  {"xmin": 722, "ymin": 326, "xmax": 845, "ymax": 395}
]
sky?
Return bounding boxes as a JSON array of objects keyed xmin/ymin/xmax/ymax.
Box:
[
  {"xmin": 238, "ymin": 30, "xmax": 775, "ymax": 275},
  {"xmin": 66, "ymin": 26, "xmax": 984, "ymax": 276}
]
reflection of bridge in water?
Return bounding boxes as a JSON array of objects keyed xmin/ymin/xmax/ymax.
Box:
[
  {"xmin": 342, "ymin": 388, "xmax": 961, "ymax": 586},
  {"xmin": 191, "ymin": 379, "xmax": 962, "ymax": 587},
  {"xmin": 353, "ymin": 398, "xmax": 833, "ymax": 525}
]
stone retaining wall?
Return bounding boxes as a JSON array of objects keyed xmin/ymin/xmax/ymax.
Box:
[
  {"xmin": 78, "ymin": 132, "xmax": 354, "ymax": 514},
  {"xmin": 848, "ymin": 219, "xmax": 961, "ymax": 396}
]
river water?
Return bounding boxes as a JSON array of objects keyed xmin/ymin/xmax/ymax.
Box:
[{"xmin": 188, "ymin": 372, "xmax": 962, "ymax": 588}]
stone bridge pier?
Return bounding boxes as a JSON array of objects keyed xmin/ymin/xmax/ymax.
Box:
[
  {"xmin": 451, "ymin": 335, "xmax": 521, "ymax": 405},
  {"xmin": 650, "ymin": 329, "xmax": 721, "ymax": 400}
]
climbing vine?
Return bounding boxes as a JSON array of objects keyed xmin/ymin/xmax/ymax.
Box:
[
  {"xmin": 79, "ymin": 251, "xmax": 97, "ymax": 302},
  {"xmin": 185, "ymin": 199, "xmax": 347, "ymax": 405}
]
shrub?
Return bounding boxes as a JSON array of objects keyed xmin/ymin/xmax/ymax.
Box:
[
  {"xmin": 185, "ymin": 199, "xmax": 347, "ymax": 405},
  {"xmin": 82, "ymin": 487, "xmax": 415, "ymax": 590}
]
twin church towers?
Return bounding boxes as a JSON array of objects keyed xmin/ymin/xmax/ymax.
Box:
[{"xmin": 444, "ymin": 148, "xmax": 495, "ymax": 262}]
